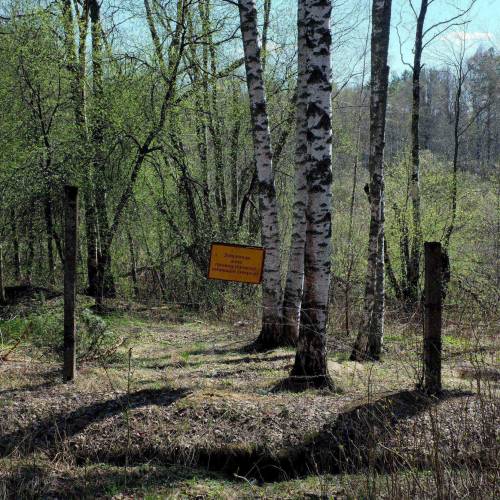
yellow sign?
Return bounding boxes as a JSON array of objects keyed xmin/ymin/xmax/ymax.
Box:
[{"xmin": 208, "ymin": 242, "xmax": 265, "ymax": 284}]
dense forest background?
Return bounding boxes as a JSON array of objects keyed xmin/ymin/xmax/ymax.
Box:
[{"xmin": 0, "ymin": 0, "xmax": 498, "ymax": 319}]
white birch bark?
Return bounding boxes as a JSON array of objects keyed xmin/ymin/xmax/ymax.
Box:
[
  {"xmin": 372, "ymin": 188, "xmax": 385, "ymax": 343},
  {"xmin": 238, "ymin": 0, "xmax": 282, "ymax": 346},
  {"xmin": 351, "ymin": 0, "xmax": 391, "ymax": 361},
  {"xmin": 282, "ymin": 0, "xmax": 309, "ymax": 344},
  {"xmin": 291, "ymin": 0, "xmax": 333, "ymax": 388}
]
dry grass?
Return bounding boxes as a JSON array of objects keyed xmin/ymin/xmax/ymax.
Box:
[{"xmin": 0, "ymin": 300, "xmax": 498, "ymax": 498}]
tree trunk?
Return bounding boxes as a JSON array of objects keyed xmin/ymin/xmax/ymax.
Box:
[
  {"xmin": 351, "ymin": 0, "xmax": 392, "ymax": 361},
  {"xmin": 238, "ymin": 0, "xmax": 283, "ymax": 348},
  {"xmin": 157, "ymin": 226, "xmax": 168, "ymax": 301},
  {"xmin": 192, "ymin": 4, "xmax": 210, "ymax": 217},
  {"xmin": 90, "ymin": 0, "xmax": 115, "ymax": 302},
  {"xmin": 370, "ymin": 187, "xmax": 386, "ymax": 352},
  {"xmin": 84, "ymin": 195, "xmax": 99, "ymax": 296},
  {"xmin": 406, "ymin": 0, "xmax": 428, "ymax": 307},
  {"xmin": 443, "ymin": 52, "xmax": 464, "ymax": 251},
  {"xmin": 0, "ymin": 245, "xmax": 6, "ymax": 305},
  {"xmin": 384, "ymin": 236, "xmax": 401, "ymax": 300},
  {"xmin": 281, "ymin": 0, "xmax": 309, "ymax": 345},
  {"xmin": 61, "ymin": 0, "xmax": 98, "ymax": 296},
  {"xmin": 229, "ymin": 85, "xmax": 241, "ymax": 229},
  {"xmin": 44, "ymin": 197, "xmax": 56, "ymax": 285},
  {"xmin": 10, "ymin": 210, "xmax": 21, "ymax": 282},
  {"xmin": 345, "ymin": 21, "xmax": 370, "ymax": 337},
  {"xmin": 291, "ymin": 0, "xmax": 334, "ymax": 388},
  {"xmin": 63, "ymin": 186, "xmax": 78, "ymax": 382},
  {"xmin": 25, "ymin": 208, "xmax": 35, "ymax": 284},
  {"xmin": 196, "ymin": 0, "xmax": 226, "ymax": 230},
  {"xmin": 127, "ymin": 227, "xmax": 139, "ymax": 299}
]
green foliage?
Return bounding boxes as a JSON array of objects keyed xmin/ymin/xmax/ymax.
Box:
[
  {"xmin": 384, "ymin": 149, "xmax": 498, "ymax": 306},
  {"xmin": 30, "ymin": 309, "xmax": 63, "ymax": 353},
  {"xmin": 0, "ymin": 317, "xmax": 29, "ymax": 345},
  {"xmin": 78, "ymin": 308, "xmax": 121, "ymax": 362},
  {"xmin": 0, "ymin": 305, "xmax": 120, "ymax": 362},
  {"xmin": 0, "ymin": 1, "xmax": 497, "ymax": 316}
]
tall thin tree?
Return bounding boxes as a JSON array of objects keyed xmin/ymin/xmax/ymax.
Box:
[
  {"xmin": 351, "ymin": 0, "xmax": 392, "ymax": 361},
  {"xmin": 89, "ymin": 0, "xmax": 115, "ymax": 303},
  {"xmin": 60, "ymin": 0, "xmax": 98, "ymax": 297},
  {"xmin": 406, "ymin": 0, "xmax": 428, "ymax": 307},
  {"xmin": 398, "ymin": 0, "xmax": 476, "ymax": 307},
  {"xmin": 238, "ymin": 0, "xmax": 283, "ymax": 348},
  {"xmin": 282, "ymin": 0, "xmax": 309, "ymax": 344}
]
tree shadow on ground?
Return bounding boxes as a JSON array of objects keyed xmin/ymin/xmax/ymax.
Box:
[
  {"xmin": 285, "ymin": 388, "xmax": 474, "ymax": 477},
  {"xmin": 143, "ymin": 354, "xmax": 293, "ymax": 371},
  {"xmin": 1, "ymin": 387, "xmax": 476, "ymax": 486},
  {"xmin": 0, "ymin": 386, "xmax": 188, "ymax": 457},
  {"xmin": 215, "ymin": 354, "xmax": 293, "ymax": 365},
  {"xmin": 188, "ymin": 389, "xmax": 473, "ymax": 481},
  {"xmin": 0, "ymin": 369, "xmax": 60, "ymax": 397}
]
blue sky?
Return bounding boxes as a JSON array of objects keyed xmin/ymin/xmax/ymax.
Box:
[
  {"xmin": 389, "ymin": 0, "xmax": 499, "ymax": 75},
  {"xmin": 237, "ymin": 0, "xmax": 499, "ymax": 85},
  {"xmin": 107, "ymin": 0, "xmax": 498, "ymax": 84}
]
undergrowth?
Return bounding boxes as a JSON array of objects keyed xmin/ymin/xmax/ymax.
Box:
[{"xmin": 0, "ymin": 298, "xmax": 122, "ymax": 363}]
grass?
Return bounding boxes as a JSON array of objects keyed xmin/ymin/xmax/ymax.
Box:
[
  {"xmin": 0, "ymin": 318, "xmax": 29, "ymax": 344},
  {"xmin": 1, "ymin": 458, "xmax": 498, "ymax": 499},
  {"xmin": 443, "ymin": 333, "xmax": 471, "ymax": 349},
  {"xmin": 0, "ymin": 298, "xmax": 498, "ymax": 498}
]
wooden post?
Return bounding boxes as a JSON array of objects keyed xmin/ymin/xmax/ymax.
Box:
[
  {"xmin": 0, "ymin": 244, "xmax": 6, "ymax": 305},
  {"xmin": 64, "ymin": 185, "xmax": 78, "ymax": 382},
  {"xmin": 423, "ymin": 241, "xmax": 442, "ymax": 395}
]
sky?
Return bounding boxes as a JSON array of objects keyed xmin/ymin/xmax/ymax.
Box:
[
  {"xmin": 388, "ymin": 0, "xmax": 499, "ymax": 75},
  {"xmin": 103, "ymin": 0, "xmax": 499, "ymax": 85},
  {"xmin": 243, "ymin": 0, "xmax": 499, "ymax": 85}
]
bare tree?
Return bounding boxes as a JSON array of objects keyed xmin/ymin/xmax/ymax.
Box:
[
  {"xmin": 395, "ymin": 0, "xmax": 476, "ymax": 307},
  {"xmin": 92, "ymin": 0, "xmax": 189, "ymax": 307},
  {"xmin": 351, "ymin": 0, "xmax": 392, "ymax": 361}
]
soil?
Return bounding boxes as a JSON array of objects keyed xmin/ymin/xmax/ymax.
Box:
[{"xmin": 0, "ymin": 301, "xmax": 498, "ymax": 498}]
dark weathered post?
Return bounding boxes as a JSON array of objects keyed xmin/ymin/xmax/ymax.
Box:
[
  {"xmin": 64, "ymin": 185, "xmax": 78, "ymax": 381},
  {"xmin": 0, "ymin": 244, "xmax": 6, "ymax": 305},
  {"xmin": 423, "ymin": 241, "xmax": 442, "ymax": 395}
]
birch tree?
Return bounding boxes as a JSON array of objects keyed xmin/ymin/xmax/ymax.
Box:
[
  {"xmin": 290, "ymin": 0, "xmax": 334, "ymax": 388},
  {"xmin": 238, "ymin": 0, "xmax": 283, "ymax": 348},
  {"xmin": 351, "ymin": 0, "xmax": 392, "ymax": 361},
  {"xmin": 282, "ymin": 0, "xmax": 309, "ymax": 344}
]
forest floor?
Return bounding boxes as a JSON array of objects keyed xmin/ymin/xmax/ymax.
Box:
[{"xmin": 0, "ymin": 295, "xmax": 498, "ymax": 498}]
